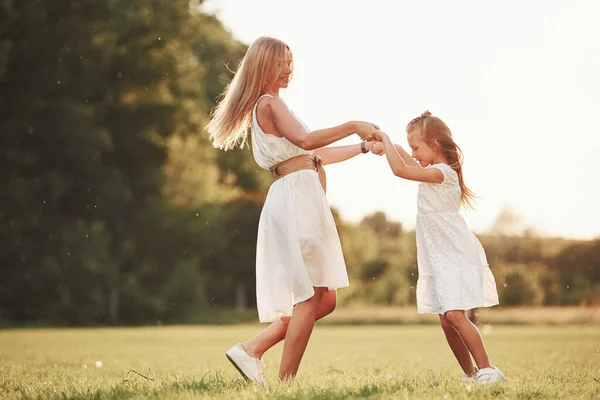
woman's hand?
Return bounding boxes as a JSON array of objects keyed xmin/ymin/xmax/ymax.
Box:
[{"xmin": 352, "ymin": 121, "xmax": 381, "ymax": 142}]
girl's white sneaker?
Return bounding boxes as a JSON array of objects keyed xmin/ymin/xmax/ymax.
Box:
[
  {"xmin": 461, "ymin": 367, "xmax": 478, "ymax": 383},
  {"xmin": 475, "ymin": 366, "xmax": 506, "ymax": 384},
  {"xmin": 225, "ymin": 344, "xmax": 265, "ymax": 385}
]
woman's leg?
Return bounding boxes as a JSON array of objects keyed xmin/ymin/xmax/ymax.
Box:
[
  {"xmin": 439, "ymin": 314, "xmax": 476, "ymax": 376},
  {"xmin": 278, "ymin": 287, "xmax": 327, "ymax": 379},
  {"xmin": 242, "ymin": 290, "xmax": 337, "ymax": 359},
  {"xmin": 444, "ymin": 310, "xmax": 492, "ymax": 370}
]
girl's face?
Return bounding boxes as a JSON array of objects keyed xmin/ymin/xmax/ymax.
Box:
[{"xmin": 407, "ymin": 130, "xmax": 440, "ymax": 167}]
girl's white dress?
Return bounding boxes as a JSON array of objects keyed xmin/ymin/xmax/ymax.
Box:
[
  {"xmin": 251, "ymin": 95, "xmax": 349, "ymax": 323},
  {"xmin": 416, "ymin": 163, "xmax": 499, "ymax": 314}
]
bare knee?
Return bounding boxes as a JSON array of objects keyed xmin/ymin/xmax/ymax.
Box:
[
  {"xmin": 299, "ymin": 288, "xmax": 326, "ymax": 313},
  {"xmin": 321, "ymin": 290, "xmax": 337, "ymax": 317},
  {"xmin": 444, "ymin": 310, "xmax": 467, "ymax": 327},
  {"xmin": 439, "ymin": 314, "xmax": 455, "ymax": 333}
]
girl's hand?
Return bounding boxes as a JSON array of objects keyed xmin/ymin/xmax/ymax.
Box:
[
  {"xmin": 370, "ymin": 142, "xmax": 385, "ymax": 156},
  {"xmin": 377, "ymin": 130, "xmax": 390, "ymax": 141},
  {"xmin": 364, "ymin": 140, "xmax": 383, "ymax": 155}
]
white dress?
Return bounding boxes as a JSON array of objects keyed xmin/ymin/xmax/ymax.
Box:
[
  {"xmin": 416, "ymin": 163, "xmax": 499, "ymax": 314},
  {"xmin": 251, "ymin": 94, "xmax": 349, "ymax": 323}
]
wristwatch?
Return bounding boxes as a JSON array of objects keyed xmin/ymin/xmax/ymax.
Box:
[{"xmin": 361, "ymin": 141, "xmax": 368, "ymax": 154}]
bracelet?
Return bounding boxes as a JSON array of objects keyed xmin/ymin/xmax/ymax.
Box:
[{"xmin": 361, "ymin": 140, "xmax": 368, "ymax": 154}]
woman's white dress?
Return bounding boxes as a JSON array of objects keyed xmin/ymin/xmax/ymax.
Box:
[
  {"xmin": 416, "ymin": 163, "xmax": 499, "ymax": 314},
  {"xmin": 251, "ymin": 95, "xmax": 349, "ymax": 323}
]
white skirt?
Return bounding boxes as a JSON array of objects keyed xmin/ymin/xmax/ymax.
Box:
[
  {"xmin": 415, "ymin": 213, "xmax": 499, "ymax": 314},
  {"xmin": 255, "ymin": 169, "xmax": 349, "ymax": 323}
]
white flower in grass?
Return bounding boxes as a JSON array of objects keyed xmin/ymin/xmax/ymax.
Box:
[{"xmin": 95, "ymin": 361, "xmax": 103, "ymax": 368}]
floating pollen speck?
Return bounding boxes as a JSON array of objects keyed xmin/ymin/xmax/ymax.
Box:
[{"xmin": 482, "ymin": 324, "xmax": 493, "ymax": 335}]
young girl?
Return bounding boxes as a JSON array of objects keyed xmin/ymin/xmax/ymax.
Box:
[
  {"xmin": 375, "ymin": 111, "xmax": 505, "ymax": 384},
  {"xmin": 207, "ymin": 36, "xmax": 381, "ymax": 383}
]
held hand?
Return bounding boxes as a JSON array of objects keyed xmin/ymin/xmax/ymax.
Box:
[
  {"xmin": 370, "ymin": 142, "xmax": 385, "ymax": 156},
  {"xmin": 377, "ymin": 130, "xmax": 390, "ymax": 141},
  {"xmin": 364, "ymin": 141, "xmax": 376, "ymax": 152},
  {"xmin": 353, "ymin": 121, "xmax": 381, "ymax": 142}
]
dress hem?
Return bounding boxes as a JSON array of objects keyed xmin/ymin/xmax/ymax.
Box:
[
  {"xmin": 417, "ymin": 301, "xmax": 499, "ymax": 315},
  {"xmin": 258, "ymin": 282, "xmax": 349, "ymax": 323}
]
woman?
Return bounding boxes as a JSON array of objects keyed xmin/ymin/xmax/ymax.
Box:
[{"xmin": 207, "ymin": 36, "xmax": 381, "ymax": 382}]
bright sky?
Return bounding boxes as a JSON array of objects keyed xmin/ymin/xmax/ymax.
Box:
[{"xmin": 204, "ymin": 0, "xmax": 600, "ymax": 240}]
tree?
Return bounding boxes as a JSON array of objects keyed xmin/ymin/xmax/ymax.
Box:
[{"xmin": 0, "ymin": 0, "xmax": 265, "ymax": 325}]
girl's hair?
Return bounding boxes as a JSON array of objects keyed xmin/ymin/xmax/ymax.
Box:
[
  {"xmin": 206, "ymin": 36, "xmax": 293, "ymax": 150},
  {"xmin": 406, "ymin": 110, "xmax": 476, "ymax": 208}
]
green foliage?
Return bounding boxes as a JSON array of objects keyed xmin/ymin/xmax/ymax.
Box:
[
  {"xmin": 0, "ymin": 0, "xmax": 263, "ymax": 326},
  {"xmin": 338, "ymin": 214, "xmax": 597, "ymax": 310},
  {"xmin": 495, "ymin": 264, "xmax": 546, "ymax": 306},
  {"xmin": 549, "ymin": 239, "xmax": 600, "ymax": 305}
]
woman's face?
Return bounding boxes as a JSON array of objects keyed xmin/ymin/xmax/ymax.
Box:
[{"xmin": 273, "ymin": 59, "xmax": 292, "ymax": 89}]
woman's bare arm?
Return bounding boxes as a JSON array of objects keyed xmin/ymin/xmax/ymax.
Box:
[{"xmin": 265, "ymin": 97, "xmax": 380, "ymax": 150}]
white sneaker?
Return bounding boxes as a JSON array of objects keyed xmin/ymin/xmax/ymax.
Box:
[
  {"xmin": 225, "ymin": 344, "xmax": 265, "ymax": 385},
  {"xmin": 475, "ymin": 366, "xmax": 506, "ymax": 384},
  {"xmin": 461, "ymin": 367, "xmax": 478, "ymax": 383}
]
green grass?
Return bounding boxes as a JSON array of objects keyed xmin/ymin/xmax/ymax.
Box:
[{"xmin": 1, "ymin": 324, "xmax": 599, "ymax": 399}]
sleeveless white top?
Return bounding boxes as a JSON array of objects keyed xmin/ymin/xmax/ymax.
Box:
[
  {"xmin": 251, "ymin": 94, "xmax": 349, "ymax": 323},
  {"xmin": 250, "ymin": 96, "xmax": 310, "ymax": 168}
]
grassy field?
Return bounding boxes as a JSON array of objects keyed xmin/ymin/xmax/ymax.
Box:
[{"xmin": 1, "ymin": 324, "xmax": 599, "ymax": 399}]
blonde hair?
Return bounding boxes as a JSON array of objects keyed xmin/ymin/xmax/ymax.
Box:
[
  {"xmin": 406, "ymin": 110, "xmax": 476, "ymax": 208},
  {"xmin": 206, "ymin": 36, "xmax": 293, "ymax": 150}
]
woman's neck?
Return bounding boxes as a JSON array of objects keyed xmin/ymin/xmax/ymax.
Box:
[{"xmin": 264, "ymin": 87, "xmax": 280, "ymax": 97}]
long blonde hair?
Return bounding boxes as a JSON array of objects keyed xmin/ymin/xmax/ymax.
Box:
[
  {"xmin": 206, "ymin": 36, "xmax": 293, "ymax": 150},
  {"xmin": 406, "ymin": 110, "xmax": 476, "ymax": 208}
]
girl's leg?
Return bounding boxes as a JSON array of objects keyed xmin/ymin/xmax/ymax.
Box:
[
  {"xmin": 444, "ymin": 310, "xmax": 492, "ymax": 370},
  {"xmin": 241, "ymin": 290, "xmax": 337, "ymax": 359},
  {"xmin": 278, "ymin": 287, "xmax": 327, "ymax": 379},
  {"xmin": 439, "ymin": 314, "xmax": 476, "ymax": 376}
]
